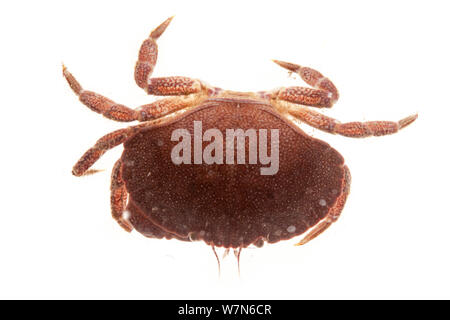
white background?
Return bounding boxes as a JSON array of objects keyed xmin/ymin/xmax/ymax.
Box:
[{"xmin": 0, "ymin": 0, "xmax": 448, "ymax": 299}]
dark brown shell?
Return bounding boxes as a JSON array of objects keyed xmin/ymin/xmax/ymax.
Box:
[{"xmin": 121, "ymin": 100, "xmax": 346, "ymax": 248}]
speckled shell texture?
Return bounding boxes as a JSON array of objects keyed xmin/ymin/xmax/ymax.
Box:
[{"xmin": 121, "ymin": 101, "xmax": 346, "ymax": 248}]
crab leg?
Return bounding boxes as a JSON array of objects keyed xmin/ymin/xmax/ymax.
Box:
[
  {"xmin": 111, "ymin": 159, "xmax": 133, "ymax": 232},
  {"xmin": 146, "ymin": 76, "xmax": 203, "ymax": 96},
  {"xmin": 134, "ymin": 16, "xmax": 173, "ymax": 90},
  {"xmin": 134, "ymin": 17, "xmax": 205, "ymax": 96},
  {"xmin": 272, "ymin": 59, "xmax": 339, "ymax": 108},
  {"xmin": 135, "ymin": 94, "xmax": 208, "ymax": 121},
  {"xmin": 63, "ymin": 65, "xmax": 139, "ymax": 122},
  {"xmin": 273, "ymin": 86, "xmax": 335, "ymax": 108},
  {"xmin": 288, "ymin": 107, "xmax": 418, "ymax": 138},
  {"xmin": 74, "ymin": 108, "xmax": 212, "ymax": 176},
  {"xmin": 63, "ymin": 64, "xmax": 207, "ymax": 122},
  {"xmin": 296, "ymin": 166, "xmax": 351, "ymax": 246},
  {"xmin": 72, "ymin": 127, "xmax": 139, "ymax": 176}
]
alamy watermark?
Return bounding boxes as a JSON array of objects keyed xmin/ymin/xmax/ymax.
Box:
[{"xmin": 171, "ymin": 121, "xmax": 279, "ymax": 175}]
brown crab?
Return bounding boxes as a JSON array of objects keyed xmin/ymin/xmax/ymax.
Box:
[{"xmin": 64, "ymin": 17, "xmax": 417, "ymax": 254}]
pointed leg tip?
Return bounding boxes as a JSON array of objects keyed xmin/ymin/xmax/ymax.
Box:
[
  {"xmin": 118, "ymin": 219, "xmax": 134, "ymax": 233},
  {"xmin": 84, "ymin": 168, "xmax": 105, "ymax": 175},
  {"xmin": 272, "ymin": 59, "xmax": 301, "ymax": 72},
  {"xmin": 272, "ymin": 59, "xmax": 285, "ymax": 67},
  {"xmin": 62, "ymin": 65, "xmax": 83, "ymax": 95},
  {"xmin": 163, "ymin": 15, "xmax": 175, "ymax": 26},
  {"xmin": 150, "ymin": 16, "xmax": 175, "ymax": 39},
  {"xmin": 62, "ymin": 63, "xmax": 68, "ymax": 75},
  {"xmin": 399, "ymin": 113, "xmax": 419, "ymax": 129},
  {"xmin": 72, "ymin": 168, "xmax": 104, "ymax": 177}
]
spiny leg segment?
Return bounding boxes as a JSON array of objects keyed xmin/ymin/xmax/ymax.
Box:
[
  {"xmin": 111, "ymin": 159, "xmax": 133, "ymax": 232},
  {"xmin": 72, "ymin": 127, "xmax": 140, "ymax": 176},
  {"xmin": 288, "ymin": 107, "xmax": 418, "ymax": 138},
  {"xmin": 134, "ymin": 16, "xmax": 173, "ymax": 90},
  {"xmin": 72, "ymin": 116, "xmax": 186, "ymax": 177},
  {"xmin": 272, "ymin": 60, "xmax": 339, "ymax": 108}
]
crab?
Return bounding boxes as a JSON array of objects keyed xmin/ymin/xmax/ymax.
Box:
[{"xmin": 64, "ymin": 17, "xmax": 417, "ymax": 257}]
